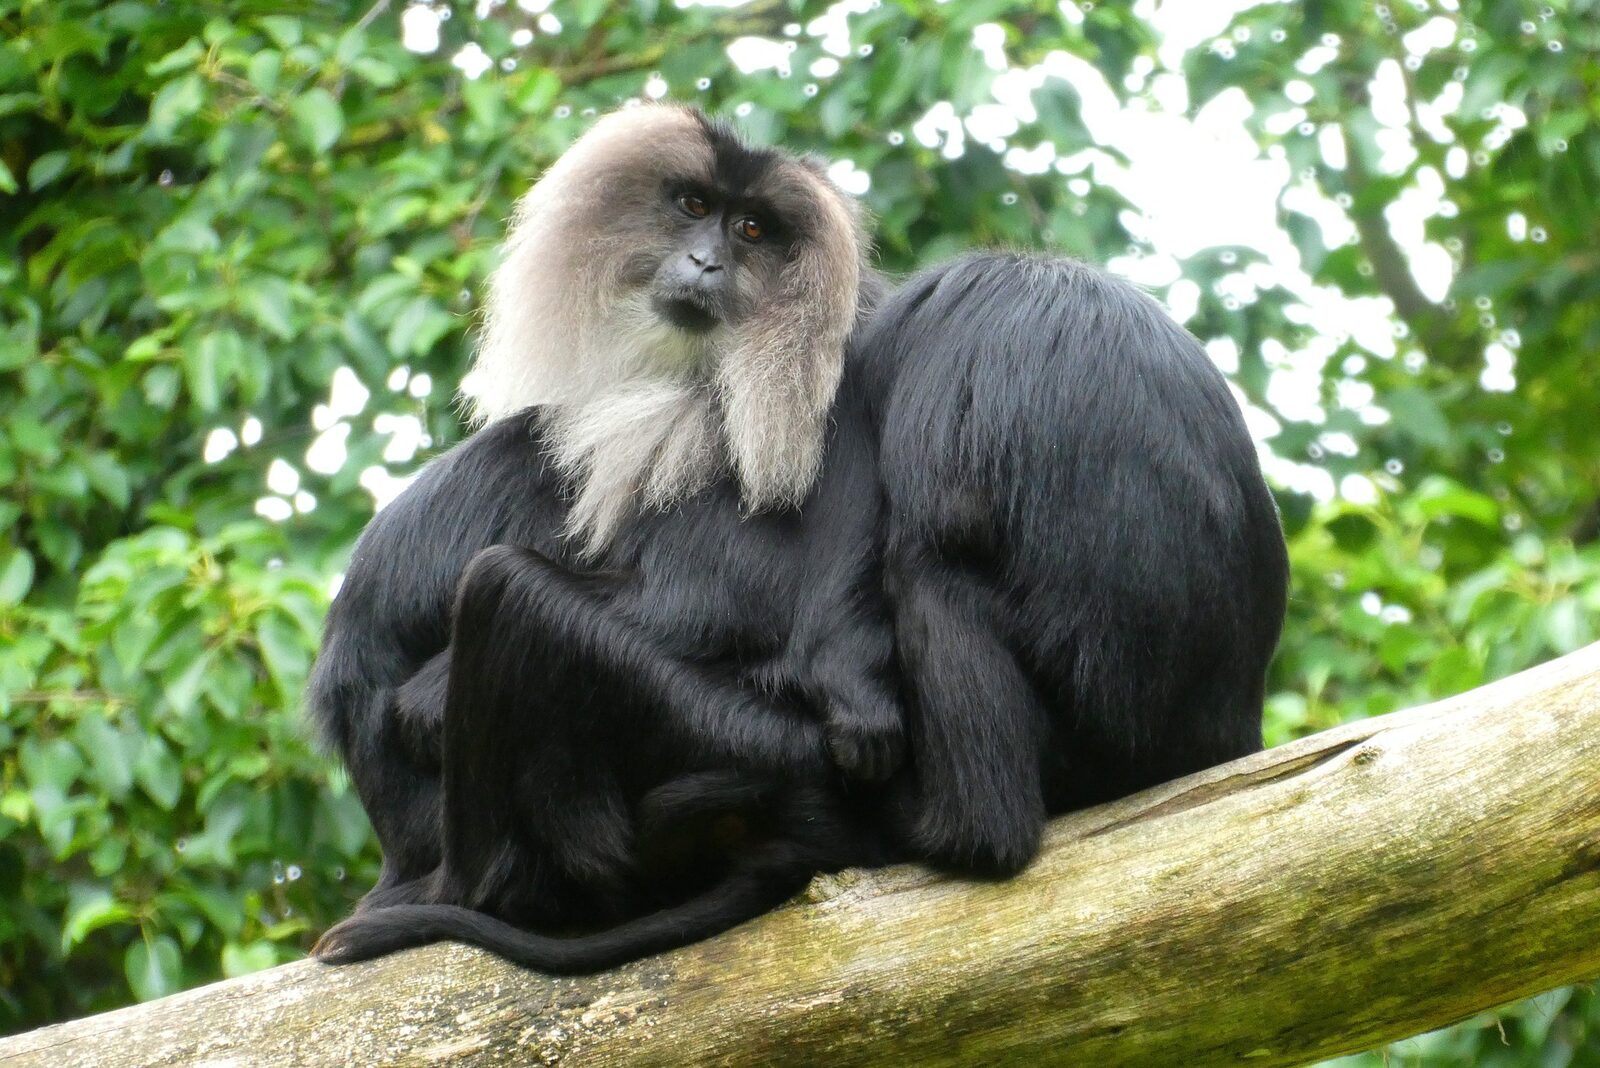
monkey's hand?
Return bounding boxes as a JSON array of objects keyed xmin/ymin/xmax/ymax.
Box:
[{"xmin": 823, "ymin": 694, "xmax": 905, "ymax": 782}]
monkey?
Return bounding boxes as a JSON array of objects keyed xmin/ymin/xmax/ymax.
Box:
[
  {"xmin": 862, "ymin": 253, "xmax": 1288, "ymax": 874},
  {"xmin": 310, "ymin": 107, "xmax": 1288, "ymax": 973},
  {"xmin": 309, "ymin": 104, "xmax": 907, "ymax": 971}
]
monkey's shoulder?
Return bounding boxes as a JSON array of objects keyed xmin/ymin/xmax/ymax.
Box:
[{"xmin": 343, "ymin": 408, "xmax": 564, "ymax": 582}]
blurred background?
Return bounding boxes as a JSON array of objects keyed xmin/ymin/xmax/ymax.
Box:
[{"xmin": 1, "ymin": 0, "xmax": 1596, "ymax": 1061}]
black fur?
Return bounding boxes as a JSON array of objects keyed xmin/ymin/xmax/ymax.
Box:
[
  {"xmin": 310, "ymin": 252, "xmax": 1287, "ymax": 970},
  {"xmin": 310, "ymin": 353, "xmax": 904, "ymax": 967},
  {"xmin": 865, "ymin": 255, "xmax": 1287, "ymax": 873}
]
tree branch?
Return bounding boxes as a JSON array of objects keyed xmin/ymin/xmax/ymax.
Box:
[
  {"xmin": 1340, "ymin": 142, "xmax": 1459, "ymax": 362},
  {"xmin": 4, "ymin": 643, "xmax": 1598, "ymax": 1066}
]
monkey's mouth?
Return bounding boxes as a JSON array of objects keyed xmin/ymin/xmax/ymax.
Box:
[{"xmin": 653, "ymin": 292, "xmax": 721, "ymax": 334}]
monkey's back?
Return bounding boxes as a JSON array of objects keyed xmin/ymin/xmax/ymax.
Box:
[{"xmin": 864, "ymin": 253, "xmax": 1288, "ymax": 815}]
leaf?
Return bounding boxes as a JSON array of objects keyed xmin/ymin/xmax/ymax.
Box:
[
  {"xmin": 292, "ymin": 88, "xmax": 343, "ymax": 153},
  {"xmin": 183, "ymin": 794, "xmax": 248, "ymax": 866},
  {"xmin": 222, "ymin": 941, "xmax": 280, "ymax": 978},
  {"xmin": 0, "ymin": 158, "xmax": 16, "ymax": 195},
  {"xmin": 184, "ymin": 886, "xmax": 246, "ymax": 939},
  {"xmin": 1385, "ymin": 389, "xmax": 1451, "ymax": 450},
  {"xmin": 256, "ymin": 614, "xmax": 311, "ymax": 698},
  {"xmin": 143, "ymin": 364, "xmax": 181, "ymax": 407},
  {"xmin": 316, "ymin": 789, "xmax": 375, "ymax": 857},
  {"xmin": 1457, "ymin": 53, "xmax": 1521, "ymax": 127},
  {"xmin": 147, "ymin": 38, "xmax": 204, "ymax": 77},
  {"xmin": 1426, "ymin": 647, "xmax": 1482, "ymax": 698},
  {"xmin": 1541, "ymin": 598, "xmax": 1589, "ymax": 654},
  {"xmin": 386, "ymin": 296, "xmax": 454, "ymax": 357},
  {"xmin": 30, "ymin": 783, "xmax": 76, "ymax": 858},
  {"xmin": 1031, "ymin": 78, "xmax": 1090, "ymax": 150},
  {"xmin": 183, "ymin": 331, "xmax": 240, "ymax": 411},
  {"xmin": 820, "ymin": 89, "xmax": 857, "ymax": 141},
  {"xmin": 241, "ymin": 278, "xmax": 297, "ymax": 339},
  {"xmin": 511, "ymin": 68, "xmax": 560, "ymax": 115},
  {"xmin": 0, "ymin": 93, "xmax": 45, "ymax": 120},
  {"xmin": 1325, "ymin": 512, "xmax": 1378, "ymax": 552},
  {"xmin": 246, "ymin": 51, "xmax": 283, "ymax": 94},
  {"xmin": 124, "ymin": 934, "xmax": 183, "ymax": 1002},
  {"xmin": 570, "ymin": 0, "xmax": 611, "ymax": 29},
  {"xmin": 334, "ymin": 26, "xmax": 367, "ymax": 66},
  {"xmin": 258, "ymin": 15, "xmax": 302, "ymax": 49},
  {"xmin": 134, "ymin": 739, "xmax": 184, "ymax": 810},
  {"xmin": 153, "ymin": 215, "xmax": 222, "ymax": 255},
  {"xmin": 869, "ymin": 42, "xmax": 939, "ymax": 121},
  {"xmin": 19, "ymin": 737, "xmax": 86, "ymax": 794},
  {"xmin": 146, "ymin": 74, "xmax": 205, "ymax": 139},
  {"xmin": 1413, "ymin": 477, "xmax": 1500, "ymax": 528},
  {"xmin": 62, "ymin": 887, "xmax": 136, "ymax": 951},
  {"xmin": 84, "ymin": 452, "xmax": 133, "ymax": 508},
  {"xmin": 76, "ymin": 716, "xmax": 137, "ymax": 799},
  {"xmin": 27, "ymin": 151, "xmax": 71, "ymax": 192},
  {"xmin": 0, "ymin": 548, "xmax": 34, "ymax": 605},
  {"xmin": 944, "ymin": 0, "xmax": 1020, "ymax": 32},
  {"xmin": 462, "ymin": 77, "xmax": 506, "ymax": 135},
  {"xmin": 162, "ymin": 651, "xmax": 214, "ymax": 714},
  {"xmin": 349, "ymin": 55, "xmax": 399, "ymax": 88}
]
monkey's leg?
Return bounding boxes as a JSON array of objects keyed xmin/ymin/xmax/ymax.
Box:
[
  {"xmin": 892, "ymin": 554, "xmax": 1049, "ymax": 876},
  {"xmin": 347, "ymin": 685, "xmax": 445, "ymax": 899},
  {"xmin": 433, "ymin": 550, "xmax": 637, "ymax": 922}
]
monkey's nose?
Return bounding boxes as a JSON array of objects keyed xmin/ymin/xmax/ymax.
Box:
[{"xmin": 688, "ymin": 249, "xmax": 724, "ymax": 273}]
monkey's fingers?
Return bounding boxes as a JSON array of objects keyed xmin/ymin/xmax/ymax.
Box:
[{"xmin": 824, "ymin": 702, "xmax": 906, "ymax": 782}]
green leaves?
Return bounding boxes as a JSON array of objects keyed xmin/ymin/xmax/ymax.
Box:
[
  {"xmin": 124, "ymin": 934, "xmax": 183, "ymax": 1002},
  {"xmin": 133, "ymin": 738, "xmax": 183, "ymax": 811},
  {"xmin": 221, "ymin": 940, "xmax": 279, "ymax": 978},
  {"xmin": 2, "ymin": 0, "xmax": 1597, "ymax": 1057},
  {"xmin": 184, "ymin": 331, "xmax": 238, "ymax": 412},
  {"xmin": 256, "ymin": 16, "xmax": 302, "ymax": 50},
  {"xmin": 0, "ymin": 549, "xmax": 34, "ymax": 606},
  {"xmin": 255, "ymin": 613, "xmax": 311, "ymax": 702},
  {"xmin": 27, "ymin": 151, "xmax": 72, "ymax": 192},
  {"xmin": 146, "ymin": 73, "xmax": 205, "ymax": 141},
  {"xmin": 1412, "ymin": 477, "xmax": 1500, "ymax": 529},
  {"xmin": 291, "ymin": 88, "xmax": 343, "ymax": 153},
  {"xmin": 62, "ymin": 888, "xmax": 136, "ymax": 952}
]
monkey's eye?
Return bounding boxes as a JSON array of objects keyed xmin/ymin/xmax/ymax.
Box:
[
  {"xmin": 734, "ymin": 217, "xmax": 765, "ymax": 242},
  {"xmin": 678, "ymin": 194, "xmax": 710, "ymax": 218}
]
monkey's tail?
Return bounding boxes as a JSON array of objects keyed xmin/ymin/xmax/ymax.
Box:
[{"xmin": 312, "ymin": 848, "xmax": 811, "ymax": 975}]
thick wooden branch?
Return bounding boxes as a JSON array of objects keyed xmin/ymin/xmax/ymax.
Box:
[{"xmin": 5, "ymin": 644, "xmax": 1599, "ymax": 1067}]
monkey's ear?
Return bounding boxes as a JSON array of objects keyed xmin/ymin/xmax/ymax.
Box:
[{"xmin": 716, "ymin": 183, "xmax": 865, "ymax": 512}]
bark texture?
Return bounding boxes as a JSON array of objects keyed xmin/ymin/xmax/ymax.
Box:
[{"xmin": 4, "ymin": 643, "xmax": 1598, "ymax": 1068}]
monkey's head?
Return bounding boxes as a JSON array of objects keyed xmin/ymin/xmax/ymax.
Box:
[{"xmin": 467, "ymin": 104, "xmax": 871, "ymax": 550}]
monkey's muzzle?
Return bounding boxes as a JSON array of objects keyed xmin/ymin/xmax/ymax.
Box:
[{"xmin": 653, "ymin": 289, "xmax": 722, "ymax": 334}]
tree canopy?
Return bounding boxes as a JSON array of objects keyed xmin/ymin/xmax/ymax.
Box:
[{"xmin": 1, "ymin": 1, "xmax": 1596, "ymax": 1062}]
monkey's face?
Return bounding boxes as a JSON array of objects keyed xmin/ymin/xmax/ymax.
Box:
[{"xmin": 647, "ymin": 183, "xmax": 790, "ymax": 336}]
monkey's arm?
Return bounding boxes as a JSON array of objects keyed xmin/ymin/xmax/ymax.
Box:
[
  {"xmin": 794, "ymin": 584, "xmax": 905, "ymax": 783},
  {"xmin": 783, "ymin": 365, "xmax": 907, "ymax": 783},
  {"xmin": 450, "ymin": 545, "xmax": 833, "ymax": 776}
]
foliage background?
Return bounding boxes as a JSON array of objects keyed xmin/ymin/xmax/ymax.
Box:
[{"xmin": 1, "ymin": 0, "xmax": 1595, "ymax": 1060}]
